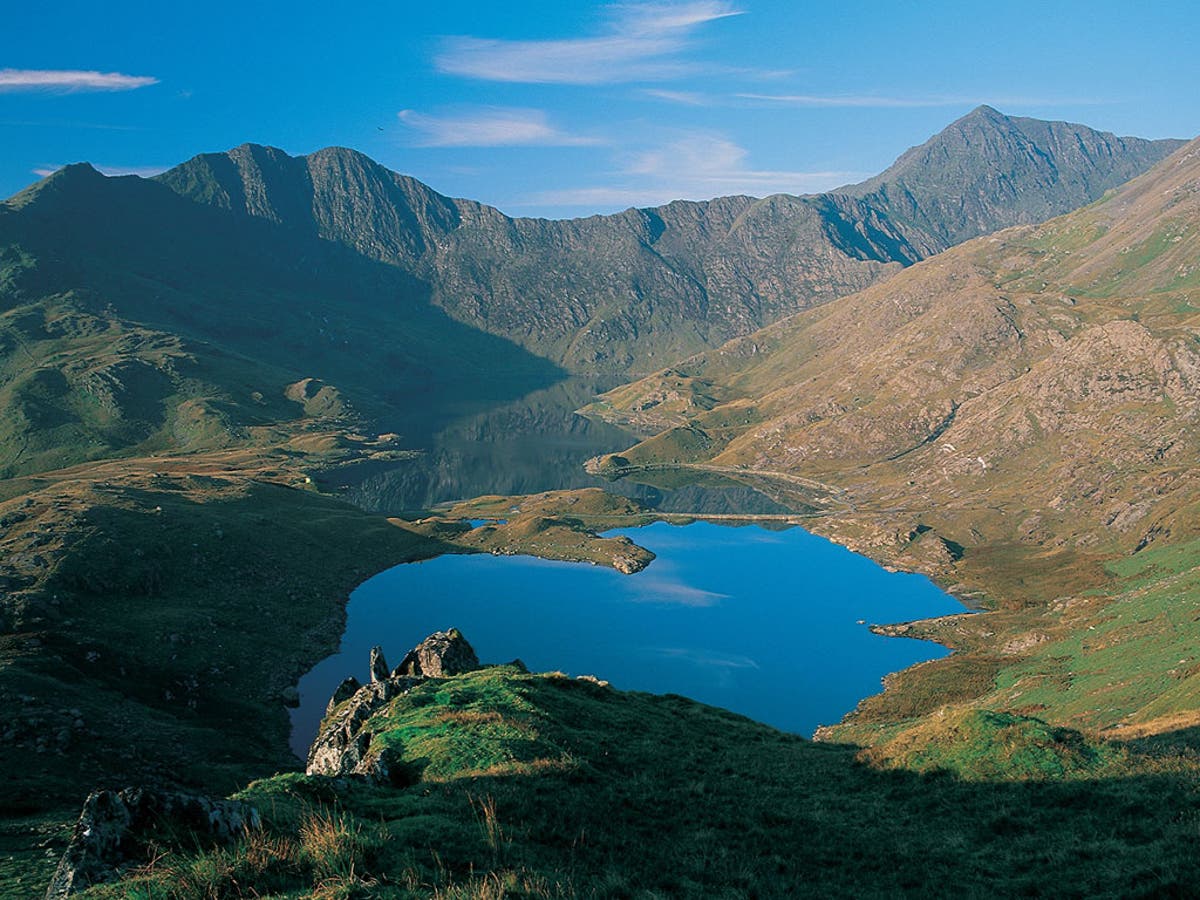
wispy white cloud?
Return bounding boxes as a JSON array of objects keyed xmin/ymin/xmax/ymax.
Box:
[
  {"xmin": 641, "ymin": 88, "xmax": 711, "ymax": 106},
  {"xmin": 738, "ymin": 92, "xmax": 1111, "ymax": 108},
  {"xmin": 615, "ymin": 1, "xmax": 742, "ymax": 32},
  {"xmin": 628, "ymin": 575, "xmax": 729, "ymax": 607},
  {"xmin": 0, "ymin": 68, "xmax": 157, "ymax": 92},
  {"xmin": 32, "ymin": 163, "xmax": 168, "ymax": 179},
  {"xmin": 398, "ymin": 107, "xmax": 601, "ymax": 147},
  {"xmin": 525, "ymin": 131, "xmax": 865, "ymax": 209},
  {"xmin": 435, "ymin": 1, "xmax": 742, "ymax": 84},
  {"xmin": 737, "ymin": 93, "xmax": 966, "ymax": 108}
]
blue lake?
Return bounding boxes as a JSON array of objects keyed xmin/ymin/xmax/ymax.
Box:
[{"xmin": 290, "ymin": 521, "xmax": 966, "ymax": 756}]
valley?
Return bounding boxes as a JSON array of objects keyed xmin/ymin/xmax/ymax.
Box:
[
  {"xmin": 587, "ymin": 134, "xmax": 1200, "ymax": 747},
  {"xmin": 3, "ymin": 107, "xmax": 1200, "ymax": 897}
]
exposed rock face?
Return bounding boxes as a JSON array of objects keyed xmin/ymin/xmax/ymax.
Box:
[
  {"xmin": 305, "ymin": 675, "xmax": 422, "ymax": 780},
  {"xmin": 325, "ymin": 675, "xmax": 361, "ymax": 716},
  {"xmin": 393, "ymin": 628, "xmax": 479, "ymax": 678},
  {"xmin": 612, "ymin": 552, "xmax": 649, "ymax": 575},
  {"xmin": 46, "ymin": 788, "xmax": 260, "ymax": 898},
  {"xmin": 369, "ymin": 645, "xmax": 389, "ymax": 682},
  {"xmin": 306, "ymin": 630, "xmax": 481, "ymax": 782}
]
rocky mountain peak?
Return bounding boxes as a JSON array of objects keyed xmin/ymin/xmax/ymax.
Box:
[{"xmin": 840, "ymin": 107, "xmax": 1185, "ymax": 249}]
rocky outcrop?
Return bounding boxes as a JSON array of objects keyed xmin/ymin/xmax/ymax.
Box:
[
  {"xmin": 306, "ymin": 630, "xmax": 482, "ymax": 782},
  {"xmin": 393, "ymin": 628, "xmax": 479, "ymax": 678},
  {"xmin": 46, "ymin": 788, "xmax": 260, "ymax": 898},
  {"xmin": 611, "ymin": 552, "xmax": 649, "ymax": 575},
  {"xmin": 369, "ymin": 645, "xmax": 389, "ymax": 682},
  {"xmin": 325, "ymin": 676, "xmax": 361, "ymax": 715},
  {"xmin": 305, "ymin": 674, "xmax": 422, "ymax": 780}
]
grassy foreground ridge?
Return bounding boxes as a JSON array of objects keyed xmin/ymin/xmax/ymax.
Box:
[{"xmin": 77, "ymin": 666, "xmax": 1200, "ymax": 898}]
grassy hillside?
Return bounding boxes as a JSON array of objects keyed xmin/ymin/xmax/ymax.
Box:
[
  {"xmin": 78, "ymin": 665, "xmax": 1200, "ymax": 898},
  {"xmin": 0, "ymin": 118, "xmax": 1193, "ymax": 897}
]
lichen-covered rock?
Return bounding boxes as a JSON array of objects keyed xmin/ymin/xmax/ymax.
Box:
[
  {"xmin": 306, "ymin": 677, "xmax": 420, "ymax": 778},
  {"xmin": 46, "ymin": 788, "xmax": 259, "ymax": 898},
  {"xmin": 393, "ymin": 628, "xmax": 479, "ymax": 678}
]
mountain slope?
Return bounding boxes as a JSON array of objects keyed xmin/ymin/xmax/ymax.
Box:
[
  {"xmin": 587, "ymin": 135, "xmax": 1200, "ymax": 739},
  {"xmin": 157, "ymin": 108, "xmax": 1183, "ymax": 373},
  {"xmin": 0, "ymin": 162, "xmax": 560, "ymax": 477},
  {"xmin": 79, "ymin": 663, "xmax": 1200, "ymax": 899}
]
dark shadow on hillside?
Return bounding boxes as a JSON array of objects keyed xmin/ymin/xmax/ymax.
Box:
[
  {"xmin": 96, "ymin": 668, "xmax": 1200, "ymax": 898},
  {"xmin": 0, "ymin": 479, "xmax": 465, "ymax": 812},
  {"xmin": 0, "ymin": 166, "xmax": 564, "ymax": 443}
]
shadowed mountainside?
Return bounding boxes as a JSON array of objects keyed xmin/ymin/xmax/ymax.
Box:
[{"xmin": 0, "ymin": 162, "xmax": 561, "ymax": 478}]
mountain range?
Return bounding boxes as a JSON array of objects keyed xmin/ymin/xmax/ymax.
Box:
[
  {"xmin": 157, "ymin": 105, "xmax": 1181, "ymax": 372},
  {"xmin": 2, "ymin": 106, "xmax": 1197, "ymax": 896},
  {"xmin": 0, "ymin": 107, "xmax": 1180, "ymax": 483}
]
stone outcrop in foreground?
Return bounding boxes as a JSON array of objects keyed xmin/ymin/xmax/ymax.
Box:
[
  {"xmin": 46, "ymin": 788, "xmax": 260, "ymax": 898},
  {"xmin": 305, "ymin": 629, "xmax": 480, "ymax": 781}
]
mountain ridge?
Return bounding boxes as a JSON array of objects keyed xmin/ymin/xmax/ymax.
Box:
[
  {"xmin": 149, "ymin": 107, "xmax": 1183, "ymax": 373},
  {"xmin": 3, "ymin": 112, "xmax": 1200, "ymax": 896}
]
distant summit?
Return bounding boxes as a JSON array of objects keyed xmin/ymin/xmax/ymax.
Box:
[{"xmin": 842, "ymin": 105, "xmax": 1185, "ymax": 248}]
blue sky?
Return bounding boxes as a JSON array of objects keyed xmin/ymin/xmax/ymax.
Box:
[{"xmin": 2, "ymin": 0, "xmax": 1197, "ymax": 218}]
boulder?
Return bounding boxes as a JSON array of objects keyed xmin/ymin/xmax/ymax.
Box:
[
  {"xmin": 46, "ymin": 788, "xmax": 259, "ymax": 898},
  {"xmin": 393, "ymin": 628, "xmax": 479, "ymax": 678}
]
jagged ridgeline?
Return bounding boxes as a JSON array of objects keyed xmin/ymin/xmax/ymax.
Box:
[
  {"xmin": 0, "ymin": 107, "xmax": 1178, "ymax": 481},
  {"xmin": 155, "ymin": 106, "xmax": 1180, "ymax": 373},
  {"xmin": 0, "ymin": 109, "xmax": 1193, "ymax": 897}
]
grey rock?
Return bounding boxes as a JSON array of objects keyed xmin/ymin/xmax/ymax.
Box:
[
  {"xmin": 306, "ymin": 629, "xmax": 480, "ymax": 781},
  {"xmin": 369, "ymin": 645, "xmax": 389, "ymax": 682},
  {"xmin": 306, "ymin": 676, "xmax": 420, "ymax": 779},
  {"xmin": 325, "ymin": 676, "xmax": 361, "ymax": 716},
  {"xmin": 45, "ymin": 788, "xmax": 259, "ymax": 898},
  {"xmin": 393, "ymin": 628, "xmax": 479, "ymax": 678}
]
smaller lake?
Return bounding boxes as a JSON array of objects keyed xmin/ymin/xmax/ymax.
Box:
[{"xmin": 290, "ymin": 522, "xmax": 966, "ymax": 756}]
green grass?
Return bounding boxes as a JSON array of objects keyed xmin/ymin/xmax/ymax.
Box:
[
  {"xmin": 864, "ymin": 708, "xmax": 1127, "ymax": 780},
  {"xmin": 79, "ymin": 666, "xmax": 1200, "ymax": 898},
  {"xmin": 0, "ymin": 478, "xmax": 454, "ymax": 817}
]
